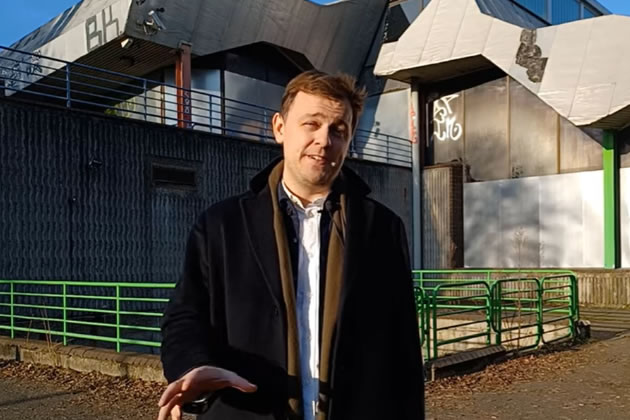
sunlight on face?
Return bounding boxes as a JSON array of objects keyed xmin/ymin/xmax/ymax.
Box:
[{"xmin": 272, "ymin": 91, "xmax": 353, "ymax": 199}]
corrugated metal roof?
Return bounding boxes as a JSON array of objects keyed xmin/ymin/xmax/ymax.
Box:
[
  {"xmin": 8, "ymin": 0, "xmax": 125, "ymax": 52},
  {"xmin": 4, "ymin": 0, "xmax": 388, "ymax": 80},
  {"xmin": 475, "ymin": 0, "xmax": 547, "ymax": 29}
]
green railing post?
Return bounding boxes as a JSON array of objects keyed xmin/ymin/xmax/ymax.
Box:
[
  {"xmin": 431, "ymin": 290, "xmax": 438, "ymax": 360},
  {"xmin": 115, "ymin": 285, "xmax": 121, "ymax": 352},
  {"xmin": 423, "ymin": 293, "xmax": 431, "ymax": 360},
  {"xmin": 494, "ymin": 283, "xmax": 502, "ymax": 346},
  {"xmin": 62, "ymin": 284, "xmax": 67, "ymax": 346},
  {"xmin": 10, "ymin": 282, "xmax": 14, "ymax": 339},
  {"xmin": 485, "ymin": 293, "xmax": 491, "ymax": 346},
  {"xmin": 570, "ymin": 275, "xmax": 577, "ymax": 337},
  {"xmin": 538, "ymin": 277, "xmax": 545, "ymax": 343}
]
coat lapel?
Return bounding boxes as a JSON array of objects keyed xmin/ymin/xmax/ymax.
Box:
[
  {"xmin": 339, "ymin": 193, "xmax": 372, "ymax": 318},
  {"xmin": 240, "ymin": 188, "xmax": 284, "ymax": 308}
]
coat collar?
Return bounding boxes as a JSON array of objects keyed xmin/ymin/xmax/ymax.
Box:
[{"xmin": 240, "ymin": 157, "xmax": 372, "ymax": 315}]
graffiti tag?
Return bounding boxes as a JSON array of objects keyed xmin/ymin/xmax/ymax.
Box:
[
  {"xmin": 433, "ymin": 94, "xmax": 462, "ymax": 142},
  {"xmin": 409, "ymin": 103, "xmax": 418, "ymax": 144},
  {"xmin": 85, "ymin": 5, "xmax": 121, "ymax": 52},
  {"xmin": 1, "ymin": 51, "xmax": 44, "ymax": 90}
]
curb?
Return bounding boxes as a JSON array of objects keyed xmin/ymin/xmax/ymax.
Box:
[{"xmin": 0, "ymin": 337, "xmax": 166, "ymax": 384}]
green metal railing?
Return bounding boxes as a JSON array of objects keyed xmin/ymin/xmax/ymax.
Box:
[
  {"xmin": 0, "ymin": 271, "xmax": 578, "ymax": 361},
  {"xmin": 0, "ymin": 280, "xmax": 175, "ymax": 352},
  {"xmin": 414, "ymin": 270, "xmax": 579, "ymax": 360}
]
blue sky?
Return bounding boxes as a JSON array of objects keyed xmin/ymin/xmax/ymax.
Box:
[{"xmin": 0, "ymin": 0, "xmax": 629, "ymax": 47}]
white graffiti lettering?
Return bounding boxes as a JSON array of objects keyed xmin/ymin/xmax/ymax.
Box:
[
  {"xmin": 1, "ymin": 51, "xmax": 44, "ymax": 90},
  {"xmin": 433, "ymin": 94, "xmax": 463, "ymax": 142},
  {"xmin": 85, "ymin": 6, "xmax": 121, "ymax": 53}
]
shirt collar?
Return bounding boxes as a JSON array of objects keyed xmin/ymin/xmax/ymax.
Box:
[{"xmin": 280, "ymin": 180, "xmax": 326, "ymax": 211}]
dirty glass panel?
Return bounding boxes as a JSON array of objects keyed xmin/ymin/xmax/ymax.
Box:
[
  {"xmin": 464, "ymin": 77, "xmax": 509, "ymax": 181},
  {"xmin": 514, "ymin": 0, "xmax": 548, "ymax": 20},
  {"xmin": 510, "ymin": 81, "xmax": 558, "ymax": 177},
  {"xmin": 559, "ymin": 118, "xmax": 603, "ymax": 171},
  {"xmin": 583, "ymin": 6, "xmax": 598, "ymax": 19},
  {"xmin": 551, "ymin": 0, "xmax": 580, "ymax": 24},
  {"xmin": 432, "ymin": 91, "xmax": 464, "ymax": 165}
]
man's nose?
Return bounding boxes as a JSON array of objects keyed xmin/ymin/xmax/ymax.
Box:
[{"xmin": 314, "ymin": 126, "xmax": 332, "ymax": 147}]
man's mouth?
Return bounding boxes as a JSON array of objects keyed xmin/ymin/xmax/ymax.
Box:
[{"xmin": 306, "ymin": 154, "xmax": 327, "ymax": 163}]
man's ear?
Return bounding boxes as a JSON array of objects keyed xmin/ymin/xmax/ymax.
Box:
[{"xmin": 272, "ymin": 112, "xmax": 285, "ymax": 145}]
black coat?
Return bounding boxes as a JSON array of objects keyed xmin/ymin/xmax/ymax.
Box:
[{"xmin": 161, "ymin": 161, "xmax": 425, "ymax": 420}]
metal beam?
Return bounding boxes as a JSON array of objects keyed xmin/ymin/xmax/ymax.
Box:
[
  {"xmin": 603, "ymin": 130, "xmax": 620, "ymax": 268},
  {"xmin": 175, "ymin": 41, "xmax": 192, "ymax": 129},
  {"xmin": 410, "ymin": 82, "xmax": 425, "ymax": 269}
]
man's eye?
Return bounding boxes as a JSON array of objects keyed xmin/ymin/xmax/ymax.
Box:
[{"xmin": 333, "ymin": 127, "xmax": 347, "ymax": 136}]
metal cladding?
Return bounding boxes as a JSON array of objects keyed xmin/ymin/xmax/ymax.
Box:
[
  {"xmin": 126, "ymin": 0, "xmax": 389, "ymax": 75},
  {"xmin": 375, "ymin": 0, "xmax": 630, "ymax": 130},
  {"xmin": 7, "ymin": 0, "xmax": 389, "ymax": 77},
  {"xmin": 0, "ymin": 97, "xmax": 411, "ymax": 283},
  {"xmin": 6, "ymin": 0, "xmax": 133, "ymax": 64}
]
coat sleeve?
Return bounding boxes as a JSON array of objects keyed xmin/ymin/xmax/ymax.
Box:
[
  {"xmin": 391, "ymin": 216, "xmax": 425, "ymax": 419},
  {"xmin": 160, "ymin": 213, "xmax": 217, "ymax": 383}
]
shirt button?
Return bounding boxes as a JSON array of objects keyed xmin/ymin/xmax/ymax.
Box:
[{"xmin": 293, "ymin": 238, "xmax": 298, "ymax": 243}]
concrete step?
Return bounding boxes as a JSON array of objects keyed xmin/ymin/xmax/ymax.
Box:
[
  {"xmin": 580, "ymin": 307, "xmax": 630, "ymax": 313},
  {"xmin": 579, "ymin": 307, "xmax": 630, "ymax": 333},
  {"xmin": 425, "ymin": 345, "xmax": 507, "ymax": 381}
]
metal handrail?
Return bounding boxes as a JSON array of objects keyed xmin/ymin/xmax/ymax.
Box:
[
  {"xmin": 0, "ymin": 271, "xmax": 579, "ymax": 361},
  {"xmin": 429, "ymin": 281, "xmax": 492, "ymax": 360},
  {"xmin": 414, "ymin": 269, "xmax": 579, "ymax": 361},
  {"xmin": 0, "ymin": 46, "xmax": 412, "ymax": 167},
  {"xmin": 0, "ymin": 279, "xmax": 174, "ymax": 352}
]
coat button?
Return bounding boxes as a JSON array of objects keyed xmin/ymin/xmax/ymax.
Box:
[{"xmin": 273, "ymin": 306, "xmax": 280, "ymax": 317}]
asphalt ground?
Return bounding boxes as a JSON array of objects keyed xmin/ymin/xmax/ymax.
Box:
[{"xmin": 0, "ymin": 333, "xmax": 628, "ymax": 419}]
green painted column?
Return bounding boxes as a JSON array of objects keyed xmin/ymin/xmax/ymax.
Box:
[{"xmin": 603, "ymin": 130, "xmax": 620, "ymax": 269}]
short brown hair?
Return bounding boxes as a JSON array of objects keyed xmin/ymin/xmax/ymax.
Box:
[{"xmin": 280, "ymin": 70, "xmax": 367, "ymax": 133}]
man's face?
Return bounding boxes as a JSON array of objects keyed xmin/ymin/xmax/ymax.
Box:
[{"xmin": 272, "ymin": 91, "xmax": 353, "ymax": 194}]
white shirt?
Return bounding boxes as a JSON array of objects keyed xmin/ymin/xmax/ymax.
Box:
[{"xmin": 281, "ymin": 181, "xmax": 325, "ymax": 420}]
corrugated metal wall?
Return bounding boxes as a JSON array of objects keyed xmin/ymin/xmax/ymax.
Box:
[
  {"xmin": 422, "ymin": 164, "xmax": 464, "ymax": 268},
  {"xmin": 0, "ymin": 98, "xmax": 411, "ymax": 284}
]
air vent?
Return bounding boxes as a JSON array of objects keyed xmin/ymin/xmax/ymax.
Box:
[{"xmin": 151, "ymin": 162, "xmax": 198, "ymax": 191}]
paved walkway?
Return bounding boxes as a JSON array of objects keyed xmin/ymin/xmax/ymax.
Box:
[
  {"xmin": 427, "ymin": 333, "xmax": 630, "ymax": 420},
  {"xmin": 0, "ymin": 333, "xmax": 628, "ymax": 419},
  {"xmin": 0, "ymin": 361, "xmax": 170, "ymax": 420}
]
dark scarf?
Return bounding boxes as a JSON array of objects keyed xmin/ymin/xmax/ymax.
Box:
[{"xmin": 267, "ymin": 161, "xmax": 346, "ymax": 420}]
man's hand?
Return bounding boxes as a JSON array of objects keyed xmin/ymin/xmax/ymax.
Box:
[{"xmin": 157, "ymin": 366, "xmax": 257, "ymax": 420}]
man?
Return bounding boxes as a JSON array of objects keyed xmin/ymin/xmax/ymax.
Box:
[{"xmin": 158, "ymin": 70, "xmax": 424, "ymax": 420}]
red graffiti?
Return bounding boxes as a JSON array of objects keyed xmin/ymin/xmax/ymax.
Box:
[{"xmin": 409, "ymin": 105, "xmax": 418, "ymax": 144}]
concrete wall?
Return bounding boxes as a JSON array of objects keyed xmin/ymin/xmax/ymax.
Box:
[{"xmin": 622, "ymin": 168, "xmax": 630, "ymax": 268}]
